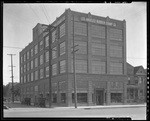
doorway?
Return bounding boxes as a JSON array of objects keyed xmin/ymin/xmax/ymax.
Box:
[{"xmin": 95, "ymin": 89, "xmax": 104, "ymax": 105}]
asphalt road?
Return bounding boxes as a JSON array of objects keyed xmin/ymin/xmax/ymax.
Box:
[{"xmin": 3, "ymin": 106, "xmax": 146, "ymax": 120}]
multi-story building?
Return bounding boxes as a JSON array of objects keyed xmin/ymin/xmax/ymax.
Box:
[
  {"xmin": 126, "ymin": 63, "xmax": 147, "ymax": 103},
  {"xmin": 20, "ymin": 8, "xmax": 128, "ymax": 107}
]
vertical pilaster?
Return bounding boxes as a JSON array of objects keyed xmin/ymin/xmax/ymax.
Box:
[
  {"xmin": 88, "ymin": 80, "xmax": 93, "ymax": 106},
  {"xmin": 106, "ymin": 81, "xmax": 111, "ymax": 105}
]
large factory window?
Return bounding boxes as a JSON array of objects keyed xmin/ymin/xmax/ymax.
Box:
[
  {"xmin": 52, "ymin": 30, "xmax": 57, "ymax": 43},
  {"xmin": 40, "ymin": 54, "xmax": 43, "ymax": 65},
  {"xmin": 91, "ymin": 60, "xmax": 106, "ymax": 74},
  {"xmin": 109, "ymin": 28, "xmax": 122, "ymax": 41},
  {"xmin": 61, "ymin": 93, "xmax": 66, "ymax": 103},
  {"xmin": 27, "ymin": 51, "xmax": 29, "ymax": 60},
  {"xmin": 52, "ymin": 47, "xmax": 57, "ymax": 59},
  {"xmin": 60, "ymin": 23, "xmax": 65, "ymax": 38},
  {"xmin": 31, "ymin": 48, "xmax": 33, "ymax": 57},
  {"xmin": 72, "ymin": 41, "xmax": 87, "ymax": 54},
  {"xmin": 110, "ymin": 62, "xmax": 123, "ymax": 75},
  {"xmin": 74, "ymin": 22, "xmax": 87, "ymax": 36},
  {"xmin": 40, "ymin": 40, "xmax": 43, "ymax": 51},
  {"xmin": 110, "ymin": 45, "xmax": 122, "ymax": 58},
  {"xmin": 91, "ymin": 25, "xmax": 105, "ymax": 38},
  {"xmin": 71, "ymin": 59, "xmax": 87, "ymax": 73},
  {"xmin": 60, "ymin": 42, "xmax": 66, "ymax": 56},
  {"xmin": 34, "ymin": 58, "xmax": 38, "ymax": 67},
  {"xmin": 34, "ymin": 44, "xmax": 38, "ymax": 54},
  {"xmin": 72, "ymin": 93, "xmax": 88, "ymax": 103},
  {"xmin": 40, "ymin": 68, "xmax": 44, "ymax": 79},
  {"xmin": 60, "ymin": 60, "xmax": 66, "ymax": 73},
  {"xmin": 45, "ymin": 35, "xmax": 49, "ymax": 47},
  {"xmin": 52, "ymin": 64, "xmax": 57, "ymax": 76},
  {"xmin": 35, "ymin": 70, "xmax": 38, "ymax": 80},
  {"xmin": 45, "ymin": 66, "xmax": 49, "ymax": 77},
  {"xmin": 45, "ymin": 51, "xmax": 49, "ymax": 62},
  {"xmin": 111, "ymin": 93, "xmax": 123, "ymax": 103},
  {"xmin": 31, "ymin": 72, "xmax": 33, "ymax": 81},
  {"xmin": 91, "ymin": 43, "xmax": 106, "ymax": 56},
  {"xmin": 31, "ymin": 60, "xmax": 33, "ymax": 69}
]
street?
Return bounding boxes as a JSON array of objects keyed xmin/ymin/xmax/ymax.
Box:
[{"xmin": 3, "ymin": 104, "xmax": 146, "ymax": 120}]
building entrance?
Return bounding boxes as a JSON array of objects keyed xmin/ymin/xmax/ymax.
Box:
[{"xmin": 95, "ymin": 89, "xmax": 104, "ymax": 105}]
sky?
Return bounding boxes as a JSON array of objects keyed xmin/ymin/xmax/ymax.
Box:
[{"xmin": 3, "ymin": 2, "xmax": 147, "ymax": 85}]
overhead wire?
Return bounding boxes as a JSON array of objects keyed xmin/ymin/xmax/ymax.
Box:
[{"xmin": 40, "ymin": 5, "xmax": 50, "ymax": 23}]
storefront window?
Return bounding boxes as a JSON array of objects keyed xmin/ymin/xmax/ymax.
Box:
[
  {"xmin": 72, "ymin": 93, "xmax": 87, "ymax": 103},
  {"xmin": 111, "ymin": 93, "xmax": 122, "ymax": 103},
  {"xmin": 61, "ymin": 93, "xmax": 66, "ymax": 103}
]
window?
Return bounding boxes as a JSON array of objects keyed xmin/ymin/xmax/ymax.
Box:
[
  {"xmin": 27, "ymin": 74, "xmax": 30, "ymax": 82},
  {"xmin": 45, "ymin": 35, "xmax": 49, "ymax": 47},
  {"xmin": 31, "ymin": 60, "xmax": 34, "ymax": 69},
  {"xmin": 72, "ymin": 41, "xmax": 87, "ymax": 54},
  {"xmin": 40, "ymin": 68, "xmax": 44, "ymax": 79},
  {"xmin": 34, "ymin": 45, "xmax": 38, "ymax": 54},
  {"xmin": 110, "ymin": 62, "xmax": 123, "ymax": 75},
  {"xmin": 73, "ymin": 22, "xmax": 87, "ymax": 36},
  {"xmin": 72, "ymin": 93, "xmax": 87, "ymax": 103},
  {"xmin": 21, "ymin": 76, "xmax": 23, "ymax": 84},
  {"xmin": 52, "ymin": 93, "xmax": 57, "ymax": 103},
  {"xmin": 60, "ymin": 42, "xmax": 66, "ymax": 56},
  {"xmin": 111, "ymin": 93, "xmax": 123, "ymax": 103},
  {"xmin": 52, "ymin": 47, "xmax": 57, "ymax": 59},
  {"xmin": 40, "ymin": 40, "xmax": 43, "ymax": 51},
  {"xmin": 27, "ymin": 51, "xmax": 29, "ymax": 60},
  {"xmin": 31, "ymin": 48, "xmax": 33, "ymax": 57},
  {"xmin": 27, "ymin": 62, "xmax": 30, "ymax": 71},
  {"xmin": 60, "ymin": 23, "xmax": 65, "ymax": 38},
  {"xmin": 91, "ymin": 60, "xmax": 106, "ymax": 74},
  {"xmin": 24, "ymin": 75, "xmax": 26, "ymax": 83},
  {"xmin": 34, "ymin": 58, "xmax": 38, "ymax": 67},
  {"xmin": 60, "ymin": 60, "xmax": 66, "ymax": 73},
  {"xmin": 52, "ymin": 30, "xmax": 57, "ymax": 43},
  {"xmin": 40, "ymin": 54, "xmax": 43, "ymax": 65},
  {"xmin": 52, "ymin": 64, "xmax": 57, "ymax": 76},
  {"xmin": 91, "ymin": 25, "xmax": 105, "ymax": 38},
  {"xmin": 91, "ymin": 43, "xmax": 106, "ymax": 56},
  {"xmin": 24, "ymin": 64, "xmax": 26, "ymax": 72},
  {"xmin": 24, "ymin": 54, "xmax": 26, "ymax": 62},
  {"xmin": 45, "ymin": 66, "xmax": 49, "ymax": 77},
  {"xmin": 35, "ymin": 70, "xmax": 38, "ymax": 80},
  {"xmin": 109, "ymin": 28, "xmax": 122, "ymax": 41},
  {"xmin": 61, "ymin": 93, "xmax": 66, "ymax": 103},
  {"xmin": 45, "ymin": 51, "xmax": 49, "ymax": 62},
  {"xmin": 71, "ymin": 59, "xmax": 87, "ymax": 73},
  {"xmin": 31, "ymin": 72, "xmax": 33, "ymax": 81},
  {"xmin": 110, "ymin": 45, "xmax": 122, "ymax": 58}
]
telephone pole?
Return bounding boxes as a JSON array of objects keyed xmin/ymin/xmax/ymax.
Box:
[{"xmin": 7, "ymin": 54, "xmax": 16, "ymax": 103}]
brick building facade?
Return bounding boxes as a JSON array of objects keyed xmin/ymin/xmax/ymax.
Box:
[{"xmin": 20, "ymin": 9, "xmax": 128, "ymax": 107}]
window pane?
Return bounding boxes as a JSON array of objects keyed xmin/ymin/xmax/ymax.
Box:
[
  {"xmin": 35, "ymin": 45, "xmax": 38, "ymax": 54},
  {"xmin": 109, "ymin": 28, "xmax": 122, "ymax": 41},
  {"xmin": 91, "ymin": 43, "xmax": 105, "ymax": 56},
  {"xmin": 60, "ymin": 60, "xmax": 66, "ymax": 73},
  {"xmin": 45, "ymin": 35, "xmax": 49, "ymax": 47},
  {"xmin": 45, "ymin": 51, "xmax": 49, "ymax": 62},
  {"xmin": 91, "ymin": 25, "xmax": 105, "ymax": 38},
  {"xmin": 91, "ymin": 60, "xmax": 106, "ymax": 74},
  {"xmin": 31, "ymin": 72, "xmax": 33, "ymax": 81},
  {"xmin": 45, "ymin": 66, "xmax": 49, "ymax": 77},
  {"xmin": 52, "ymin": 47, "xmax": 57, "ymax": 59},
  {"xmin": 60, "ymin": 23, "xmax": 65, "ymax": 38},
  {"xmin": 72, "ymin": 93, "xmax": 87, "ymax": 103},
  {"xmin": 111, "ymin": 93, "xmax": 123, "ymax": 103},
  {"xmin": 35, "ymin": 70, "xmax": 38, "ymax": 80},
  {"xmin": 60, "ymin": 42, "xmax": 65, "ymax": 56},
  {"xmin": 71, "ymin": 59, "xmax": 87, "ymax": 73},
  {"xmin": 40, "ymin": 54, "xmax": 43, "ymax": 65},
  {"xmin": 52, "ymin": 30, "xmax": 57, "ymax": 43},
  {"xmin": 40, "ymin": 40, "xmax": 43, "ymax": 51},
  {"xmin": 110, "ymin": 45, "xmax": 122, "ymax": 57},
  {"xmin": 52, "ymin": 64, "xmax": 57, "ymax": 76},
  {"xmin": 73, "ymin": 22, "xmax": 87, "ymax": 36},
  {"xmin": 40, "ymin": 68, "xmax": 44, "ymax": 79},
  {"xmin": 110, "ymin": 62, "xmax": 123, "ymax": 74}
]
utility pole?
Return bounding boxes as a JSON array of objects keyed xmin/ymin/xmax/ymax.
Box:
[
  {"xmin": 7, "ymin": 54, "xmax": 16, "ymax": 103},
  {"xmin": 72, "ymin": 15, "xmax": 79, "ymax": 108}
]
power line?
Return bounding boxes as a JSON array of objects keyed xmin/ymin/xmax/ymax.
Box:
[
  {"xmin": 43, "ymin": 5, "xmax": 50, "ymax": 22},
  {"xmin": 41, "ymin": 5, "xmax": 50, "ymax": 23},
  {"xmin": 28, "ymin": 4, "xmax": 42, "ymax": 22},
  {"xmin": 3, "ymin": 46, "xmax": 23, "ymax": 49}
]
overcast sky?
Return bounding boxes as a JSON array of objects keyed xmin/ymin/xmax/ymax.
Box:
[{"xmin": 3, "ymin": 2, "xmax": 147, "ymax": 85}]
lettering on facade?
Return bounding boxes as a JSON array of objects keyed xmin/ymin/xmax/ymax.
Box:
[
  {"xmin": 81, "ymin": 17, "xmax": 116, "ymax": 27},
  {"xmin": 53, "ymin": 16, "xmax": 65, "ymax": 27}
]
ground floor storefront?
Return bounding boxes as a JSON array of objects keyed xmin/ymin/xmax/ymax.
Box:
[{"xmin": 20, "ymin": 74, "xmax": 129, "ymax": 107}]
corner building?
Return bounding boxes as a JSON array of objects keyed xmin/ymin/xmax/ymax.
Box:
[{"xmin": 20, "ymin": 9, "xmax": 128, "ymax": 107}]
